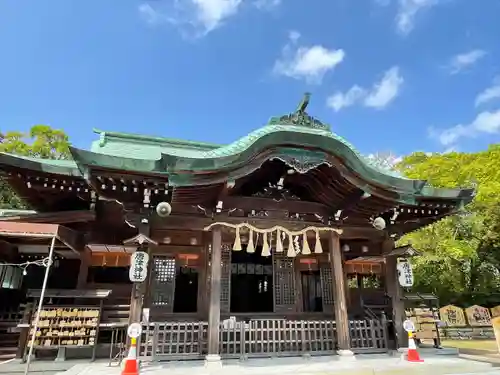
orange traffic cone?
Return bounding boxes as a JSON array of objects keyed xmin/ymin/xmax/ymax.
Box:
[
  {"xmin": 406, "ymin": 332, "xmax": 424, "ymax": 363},
  {"xmin": 122, "ymin": 337, "xmax": 139, "ymax": 375}
]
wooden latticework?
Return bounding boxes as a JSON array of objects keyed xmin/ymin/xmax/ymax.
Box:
[
  {"xmin": 273, "ymin": 253, "xmax": 296, "ymax": 313},
  {"xmin": 139, "ymin": 322, "xmax": 208, "ymax": 360},
  {"xmin": 349, "ymin": 318, "xmax": 388, "ymax": 353},
  {"xmin": 220, "ymin": 244, "xmax": 231, "ymax": 313},
  {"xmin": 150, "ymin": 255, "xmax": 176, "ymax": 311},
  {"xmin": 220, "ymin": 319, "xmax": 336, "ymax": 358},
  {"xmin": 207, "ymin": 243, "xmax": 231, "ymax": 313},
  {"xmin": 319, "ymin": 263, "xmax": 334, "ymax": 313}
]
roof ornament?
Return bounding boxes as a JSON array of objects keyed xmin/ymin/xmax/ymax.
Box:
[
  {"xmin": 268, "ymin": 93, "xmax": 331, "ymax": 131},
  {"xmin": 296, "ymin": 92, "xmax": 310, "ymax": 114}
]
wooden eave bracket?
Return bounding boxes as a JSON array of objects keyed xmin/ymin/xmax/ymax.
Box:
[
  {"xmin": 123, "ymin": 233, "xmax": 157, "ymax": 246},
  {"xmin": 56, "ymin": 225, "xmax": 85, "ymax": 256}
]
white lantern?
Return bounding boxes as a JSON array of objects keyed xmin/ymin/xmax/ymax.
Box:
[{"xmin": 372, "ymin": 217, "xmax": 386, "ymax": 230}]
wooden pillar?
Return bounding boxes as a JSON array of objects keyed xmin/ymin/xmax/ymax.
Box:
[
  {"xmin": 330, "ymin": 232, "xmax": 353, "ymax": 355},
  {"xmin": 76, "ymin": 248, "xmax": 91, "ymax": 289},
  {"xmin": 206, "ymin": 228, "xmax": 222, "ymax": 362},
  {"xmin": 197, "ymin": 235, "xmax": 209, "ymax": 319},
  {"xmin": 384, "ymin": 239, "xmax": 407, "ymax": 348}
]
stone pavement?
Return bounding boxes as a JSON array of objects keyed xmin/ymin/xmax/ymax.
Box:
[{"xmin": 52, "ymin": 354, "xmax": 500, "ymax": 375}]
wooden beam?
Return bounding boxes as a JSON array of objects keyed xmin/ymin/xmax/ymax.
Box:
[
  {"xmin": 150, "ymin": 214, "xmax": 386, "ymax": 240},
  {"xmin": 384, "ymin": 239, "xmax": 407, "ymax": 349},
  {"xmin": 56, "ymin": 225, "xmax": 85, "ymax": 255},
  {"xmin": 1, "ymin": 210, "xmax": 95, "ymax": 224},
  {"xmin": 77, "ymin": 248, "xmax": 91, "ymax": 288},
  {"xmin": 223, "ymin": 196, "xmax": 331, "ymax": 217},
  {"xmin": 128, "ymin": 213, "xmax": 151, "ymax": 326}
]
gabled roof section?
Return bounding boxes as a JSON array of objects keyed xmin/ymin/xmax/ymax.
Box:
[{"xmin": 90, "ymin": 128, "xmax": 222, "ymax": 159}]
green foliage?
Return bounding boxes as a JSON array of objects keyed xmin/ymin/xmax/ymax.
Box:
[
  {"xmin": 0, "ymin": 125, "xmax": 71, "ymax": 209},
  {"xmin": 396, "ymin": 145, "xmax": 500, "ymax": 307}
]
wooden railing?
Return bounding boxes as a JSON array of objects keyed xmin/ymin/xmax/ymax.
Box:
[
  {"xmin": 114, "ymin": 317, "xmax": 389, "ymax": 362},
  {"xmin": 349, "ymin": 317, "xmax": 389, "ymax": 353},
  {"xmin": 138, "ymin": 322, "xmax": 208, "ymax": 361},
  {"xmin": 220, "ymin": 319, "xmax": 336, "ymax": 358}
]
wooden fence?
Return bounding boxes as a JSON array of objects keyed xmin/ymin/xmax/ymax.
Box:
[{"xmin": 130, "ymin": 318, "xmax": 388, "ymax": 361}]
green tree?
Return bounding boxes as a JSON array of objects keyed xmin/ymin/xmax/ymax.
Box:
[
  {"xmin": 396, "ymin": 145, "xmax": 500, "ymax": 306},
  {"xmin": 0, "ymin": 125, "xmax": 71, "ymax": 209}
]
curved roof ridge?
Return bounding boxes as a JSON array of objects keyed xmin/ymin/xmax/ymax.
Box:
[{"xmin": 200, "ymin": 123, "xmax": 409, "ymax": 181}]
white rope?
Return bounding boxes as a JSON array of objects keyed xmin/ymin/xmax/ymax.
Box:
[{"xmin": 0, "ymin": 257, "xmax": 52, "ymax": 275}]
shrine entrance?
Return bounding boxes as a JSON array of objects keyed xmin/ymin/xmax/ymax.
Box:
[{"xmin": 230, "ymin": 246, "xmax": 273, "ymax": 313}]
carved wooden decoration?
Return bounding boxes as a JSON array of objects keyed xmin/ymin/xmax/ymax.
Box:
[
  {"xmin": 439, "ymin": 305, "xmax": 466, "ymax": 327},
  {"xmin": 465, "ymin": 305, "xmax": 492, "ymax": 327}
]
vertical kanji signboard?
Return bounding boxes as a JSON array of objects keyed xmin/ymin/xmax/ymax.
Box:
[{"xmin": 129, "ymin": 251, "xmax": 149, "ymax": 283}]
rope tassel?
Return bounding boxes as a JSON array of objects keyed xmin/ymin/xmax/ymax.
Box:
[
  {"xmin": 287, "ymin": 234, "xmax": 296, "ymax": 257},
  {"xmin": 302, "ymin": 232, "xmax": 311, "ymax": 255},
  {"xmin": 247, "ymin": 230, "xmax": 255, "ymax": 253},
  {"xmin": 276, "ymin": 229, "xmax": 284, "ymax": 253},
  {"xmin": 314, "ymin": 229, "xmax": 323, "ymax": 254},
  {"xmin": 233, "ymin": 227, "xmax": 242, "ymax": 251},
  {"xmin": 262, "ymin": 232, "xmax": 271, "ymax": 257}
]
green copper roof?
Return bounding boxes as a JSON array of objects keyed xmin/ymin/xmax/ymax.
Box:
[
  {"xmin": 91, "ymin": 128, "xmax": 222, "ymax": 159},
  {"xmin": 0, "ymin": 153, "xmax": 80, "ymax": 176}
]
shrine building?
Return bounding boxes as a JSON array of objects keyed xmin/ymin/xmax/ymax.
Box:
[{"xmin": 0, "ymin": 95, "xmax": 474, "ymax": 362}]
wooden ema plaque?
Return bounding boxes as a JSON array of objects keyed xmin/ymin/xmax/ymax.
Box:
[
  {"xmin": 410, "ymin": 307, "xmax": 438, "ymax": 340},
  {"xmin": 492, "ymin": 317, "xmax": 500, "ymax": 352},
  {"xmin": 28, "ymin": 306, "xmax": 101, "ymax": 348},
  {"xmin": 439, "ymin": 305, "xmax": 467, "ymax": 327},
  {"xmin": 491, "ymin": 305, "xmax": 500, "ymax": 318},
  {"xmin": 465, "ymin": 305, "xmax": 492, "ymax": 327}
]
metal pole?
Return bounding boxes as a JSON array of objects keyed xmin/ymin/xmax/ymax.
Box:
[{"xmin": 24, "ymin": 235, "xmax": 56, "ymax": 375}]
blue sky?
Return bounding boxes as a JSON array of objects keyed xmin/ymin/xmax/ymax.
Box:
[{"xmin": 1, "ymin": 0, "xmax": 500, "ymax": 159}]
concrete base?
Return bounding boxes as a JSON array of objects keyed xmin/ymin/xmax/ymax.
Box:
[
  {"xmin": 337, "ymin": 349, "xmax": 355, "ymax": 360},
  {"xmin": 17, "ymin": 353, "xmax": 499, "ymax": 375},
  {"xmin": 205, "ymin": 354, "xmax": 222, "ymax": 369}
]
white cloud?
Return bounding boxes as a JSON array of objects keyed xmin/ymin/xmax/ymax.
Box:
[
  {"xmin": 139, "ymin": 3, "xmax": 166, "ymax": 25},
  {"xmin": 138, "ymin": 0, "xmax": 243, "ymax": 36},
  {"xmin": 326, "ymin": 86, "xmax": 366, "ymax": 112},
  {"xmin": 375, "ymin": 0, "xmax": 442, "ymax": 35},
  {"xmin": 429, "ymin": 109, "xmax": 500, "ymax": 148},
  {"xmin": 475, "ymin": 77, "xmax": 500, "ymax": 107},
  {"xmin": 326, "ymin": 66, "xmax": 403, "ymax": 112},
  {"xmin": 364, "ymin": 67, "xmax": 404, "ymax": 109},
  {"xmin": 192, "ymin": 0, "xmax": 243, "ymax": 32},
  {"xmin": 273, "ymin": 31, "xmax": 345, "ymax": 84},
  {"xmin": 254, "ymin": 0, "xmax": 281, "ymax": 10},
  {"xmin": 396, "ymin": 0, "xmax": 439, "ymax": 35},
  {"xmin": 448, "ymin": 50, "xmax": 487, "ymax": 75}
]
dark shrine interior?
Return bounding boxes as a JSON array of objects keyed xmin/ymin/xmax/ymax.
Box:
[
  {"xmin": 301, "ymin": 270, "xmax": 323, "ymax": 312},
  {"xmin": 173, "ymin": 266, "xmax": 198, "ymax": 313},
  {"xmin": 230, "ymin": 245, "xmax": 273, "ymax": 313}
]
